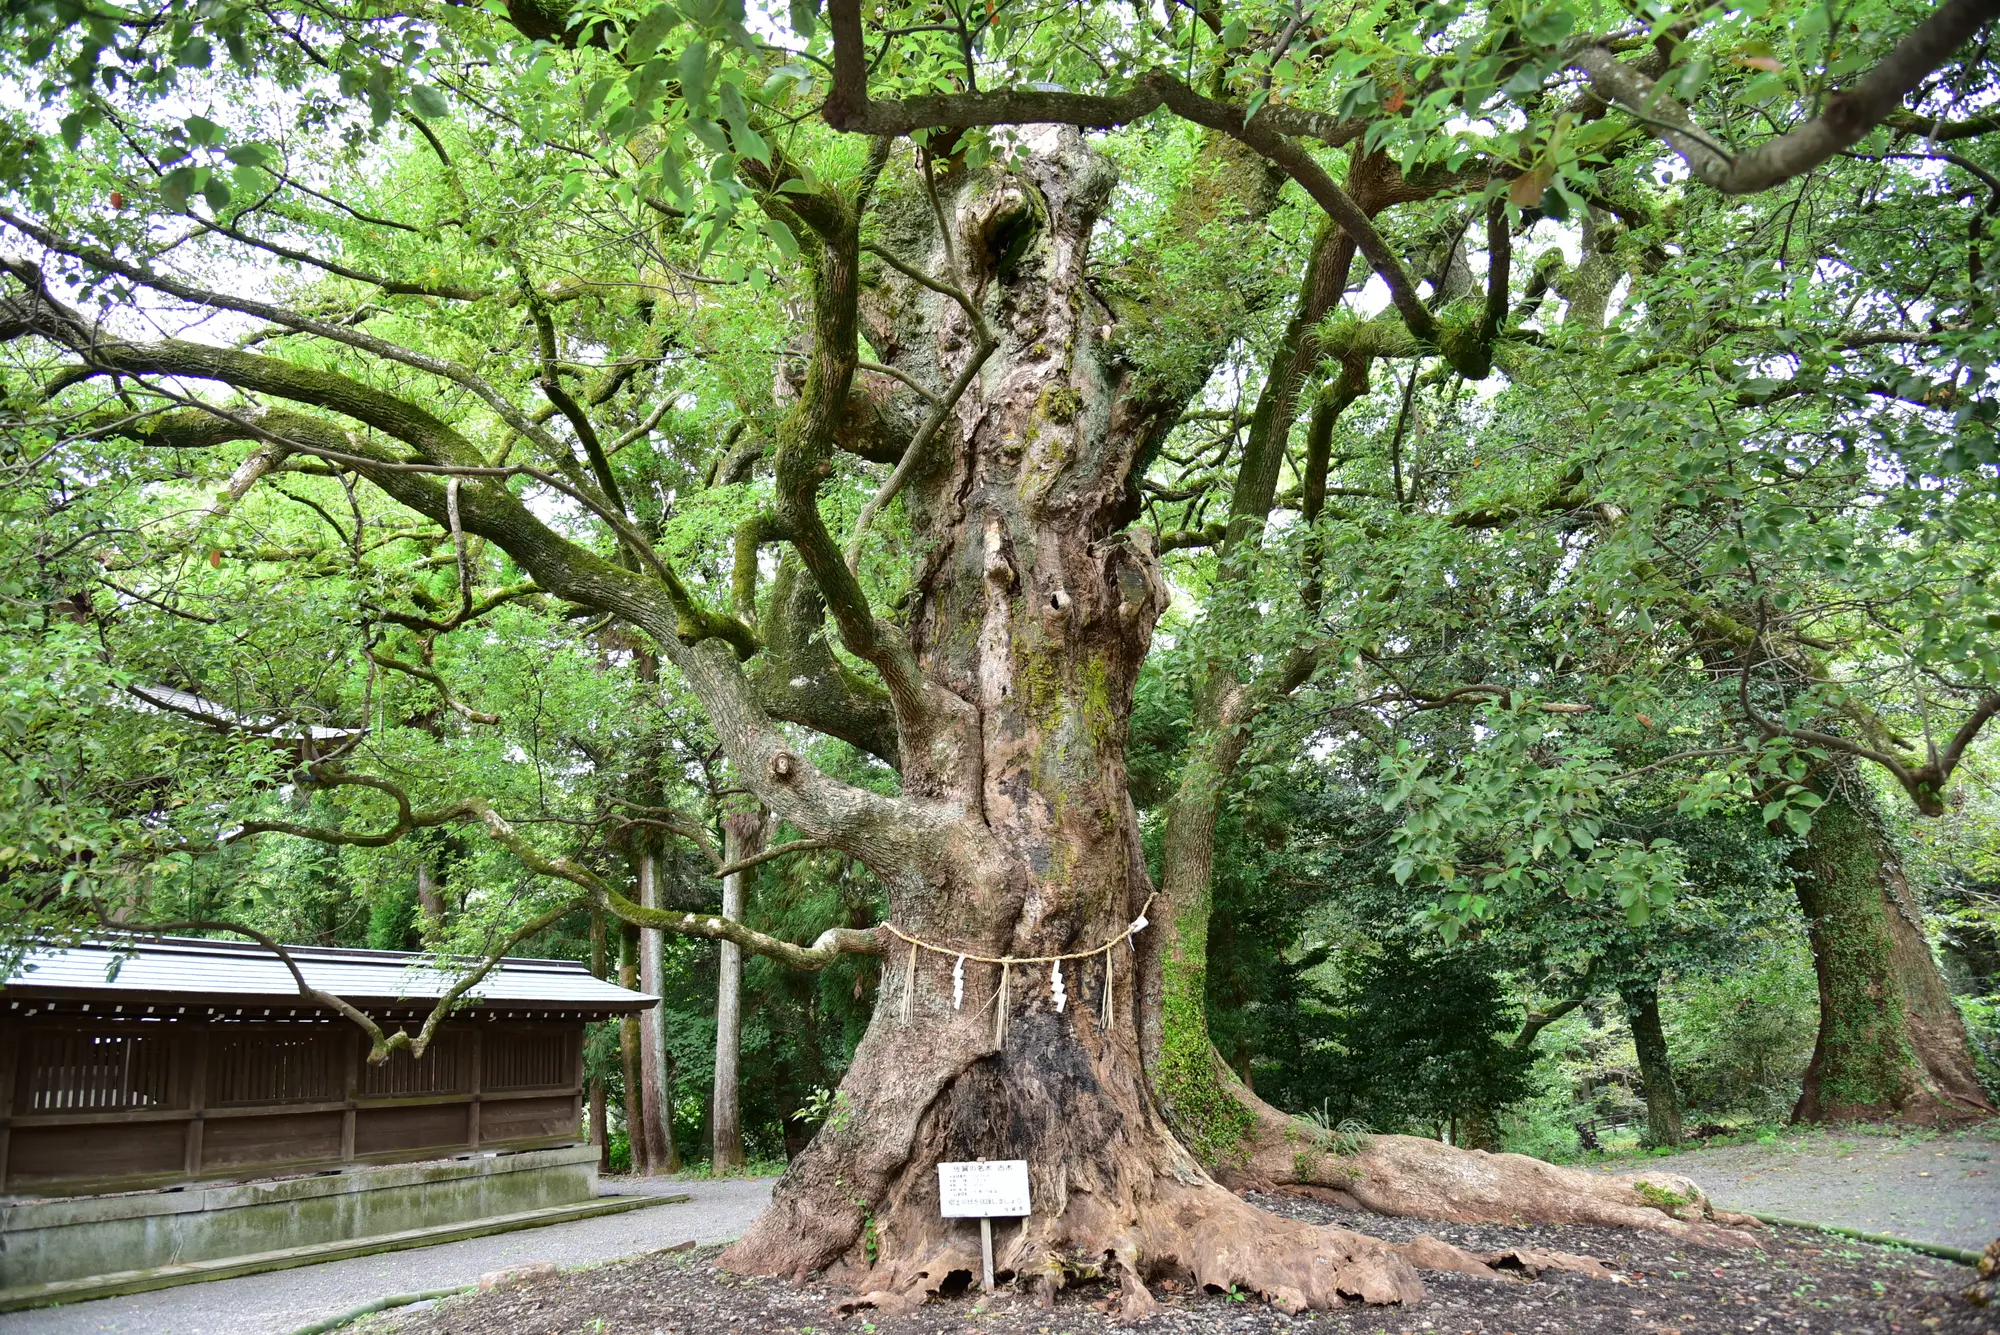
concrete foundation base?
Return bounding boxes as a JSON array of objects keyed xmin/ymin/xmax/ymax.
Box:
[{"xmin": 0, "ymin": 1144, "xmax": 612, "ymax": 1308}]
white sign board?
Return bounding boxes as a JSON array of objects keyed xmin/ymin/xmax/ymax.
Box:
[{"xmin": 937, "ymin": 1159, "xmax": 1032, "ymax": 1218}]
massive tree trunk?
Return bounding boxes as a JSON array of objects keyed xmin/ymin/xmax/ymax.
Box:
[
  {"xmin": 717, "ymin": 132, "xmax": 1740, "ymax": 1313},
  {"xmin": 1790, "ymin": 782, "xmax": 1992, "ymax": 1124},
  {"xmin": 1620, "ymin": 978, "xmax": 1684, "ymax": 1148}
]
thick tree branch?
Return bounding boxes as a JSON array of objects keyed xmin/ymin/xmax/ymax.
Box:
[
  {"xmin": 1572, "ymin": 0, "xmax": 2000, "ymax": 195},
  {"xmin": 0, "ymin": 216, "xmax": 568, "ymax": 464},
  {"xmin": 760, "ymin": 145, "xmax": 935, "ymax": 743},
  {"xmin": 846, "ymin": 244, "xmax": 998, "ymax": 570},
  {"xmin": 601, "ymin": 889, "xmax": 887, "ymax": 970},
  {"xmin": 820, "ymin": 0, "xmax": 1365, "ymax": 149}
]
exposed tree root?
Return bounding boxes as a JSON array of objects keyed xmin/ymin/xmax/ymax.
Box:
[
  {"xmin": 1217, "ymin": 1084, "xmax": 1763, "ymax": 1247},
  {"xmin": 823, "ymin": 1177, "xmax": 1615, "ymax": 1319}
]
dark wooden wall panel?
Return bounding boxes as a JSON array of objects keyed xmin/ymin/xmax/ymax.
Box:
[
  {"xmin": 479, "ymin": 1095, "xmax": 577, "ymax": 1144},
  {"xmin": 8, "ymin": 1121, "xmax": 183, "ymax": 1185},
  {"xmin": 1, "ymin": 1013, "xmax": 593, "ymax": 1193},
  {"xmin": 200, "ymin": 1111, "xmax": 344, "ymax": 1168},
  {"xmin": 208, "ymin": 1031, "xmax": 341, "ymax": 1105},
  {"xmin": 353, "ymin": 1102, "xmax": 468, "ymax": 1156},
  {"xmin": 19, "ymin": 1029, "xmax": 181, "ymax": 1113}
]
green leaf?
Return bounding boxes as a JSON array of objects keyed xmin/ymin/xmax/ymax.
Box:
[
  {"xmin": 628, "ymin": 3, "xmax": 684, "ymax": 62},
  {"xmin": 686, "ymin": 117, "xmax": 729, "ymax": 154},
  {"xmin": 160, "ymin": 165, "xmax": 198, "ymax": 213},
  {"xmin": 408, "ymin": 85, "xmax": 451, "ymax": 119},
  {"xmin": 1220, "ymin": 17, "xmax": 1248, "ymax": 47},
  {"xmin": 678, "ymin": 40, "xmax": 712, "ymax": 108},
  {"xmin": 582, "ymin": 75, "xmax": 618, "ymax": 122},
  {"xmin": 1673, "ymin": 56, "xmax": 1711, "ymax": 102},
  {"xmin": 787, "ymin": 0, "xmax": 818, "ymax": 40},
  {"xmin": 657, "ymin": 145, "xmax": 689, "ymax": 206},
  {"xmin": 733, "ymin": 123, "xmax": 771, "ymax": 166}
]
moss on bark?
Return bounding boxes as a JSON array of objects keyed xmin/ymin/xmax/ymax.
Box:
[{"xmin": 1789, "ymin": 784, "xmax": 1991, "ymax": 1122}]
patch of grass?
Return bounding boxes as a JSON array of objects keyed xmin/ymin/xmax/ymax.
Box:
[{"xmin": 674, "ymin": 1157, "xmax": 789, "ymax": 1180}]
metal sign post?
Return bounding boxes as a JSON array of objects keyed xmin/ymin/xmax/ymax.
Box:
[{"xmin": 937, "ymin": 1159, "xmax": 1032, "ymax": 1293}]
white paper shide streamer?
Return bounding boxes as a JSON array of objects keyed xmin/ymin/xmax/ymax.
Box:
[{"xmin": 881, "ymin": 894, "xmax": 1155, "ymax": 1035}]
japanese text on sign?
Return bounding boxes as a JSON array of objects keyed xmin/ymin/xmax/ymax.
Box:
[{"xmin": 937, "ymin": 1159, "xmax": 1032, "ymax": 1218}]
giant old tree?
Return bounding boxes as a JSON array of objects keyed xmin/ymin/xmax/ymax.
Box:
[{"xmin": 4, "ymin": 0, "xmax": 1997, "ymax": 1314}]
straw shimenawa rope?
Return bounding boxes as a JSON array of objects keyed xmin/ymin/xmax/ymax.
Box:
[{"xmin": 883, "ymin": 895, "xmax": 1154, "ymax": 1040}]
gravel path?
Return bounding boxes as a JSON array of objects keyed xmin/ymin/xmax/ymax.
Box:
[
  {"xmin": 1591, "ymin": 1123, "xmax": 2000, "ymax": 1250},
  {"xmin": 0, "ymin": 1176, "xmax": 775, "ymax": 1335}
]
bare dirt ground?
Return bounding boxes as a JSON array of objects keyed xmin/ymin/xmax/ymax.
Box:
[
  {"xmin": 1591, "ymin": 1122, "xmax": 2000, "ymax": 1251},
  {"xmin": 368, "ymin": 1190, "xmax": 1991, "ymax": 1335}
]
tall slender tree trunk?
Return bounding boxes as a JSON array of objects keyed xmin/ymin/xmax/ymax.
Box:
[
  {"xmin": 1139, "ymin": 147, "xmax": 1415, "ymax": 1161},
  {"xmin": 637, "ymin": 845, "xmax": 679, "ymax": 1172},
  {"xmin": 590, "ymin": 908, "xmax": 611, "ymax": 1173},
  {"xmin": 1620, "ymin": 978, "xmax": 1683, "ymax": 1148},
  {"xmin": 713, "ymin": 809, "xmax": 765, "ymax": 1172},
  {"xmin": 415, "ymin": 859, "xmax": 445, "ymax": 924},
  {"xmin": 1790, "ymin": 780, "xmax": 1992, "ymax": 1123},
  {"xmin": 619, "ymin": 922, "xmax": 651, "ymax": 1174}
]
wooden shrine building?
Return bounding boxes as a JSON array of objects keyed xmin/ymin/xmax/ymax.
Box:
[{"xmin": 0, "ymin": 937, "xmax": 654, "ymax": 1198}]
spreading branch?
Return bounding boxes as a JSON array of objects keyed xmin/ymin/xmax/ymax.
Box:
[{"xmin": 1571, "ymin": 0, "xmax": 2000, "ymax": 195}]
